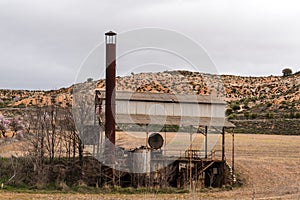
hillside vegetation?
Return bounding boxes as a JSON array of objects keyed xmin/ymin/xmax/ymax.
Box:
[{"xmin": 0, "ymin": 70, "xmax": 299, "ymax": 134}]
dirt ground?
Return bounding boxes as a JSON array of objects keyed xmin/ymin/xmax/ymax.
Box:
[{"xmin": 0, "ymin": 133, "xmax": 300, "ymax": 199}]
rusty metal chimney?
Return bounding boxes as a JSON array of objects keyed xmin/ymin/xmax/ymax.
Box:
[{"xmin": 104, "ymin": 31, "xmax": 116, "ymax": 163}]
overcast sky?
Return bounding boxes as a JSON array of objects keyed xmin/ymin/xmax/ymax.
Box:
[{"xmin": 0, "ymin": 0, "xmax": 300, "ymax": 90}]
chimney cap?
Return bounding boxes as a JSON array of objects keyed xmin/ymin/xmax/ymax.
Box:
[{"xmin": 105, "ymin": 31, "xmax": 117, "ymax": 36}]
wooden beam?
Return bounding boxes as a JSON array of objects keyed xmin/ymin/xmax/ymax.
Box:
[
  {"xmin": 205, "ymin": 126, "xmax": 208, "ymax": 159},
  {"xmin": 222, "ymin": 127, "xmax": 225, "ymax": 161},
  {"xmin": 222, "ymin": 127, "xmax": 225, "ymax": 186},
  {"xmin": 232, "ymin": 130, "xmax": 235, "ymax": 184}
]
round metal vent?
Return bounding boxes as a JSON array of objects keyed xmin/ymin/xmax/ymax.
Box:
[{"xmin": 148, "ymin": 133, "xmax": 164, "ymax": 149}]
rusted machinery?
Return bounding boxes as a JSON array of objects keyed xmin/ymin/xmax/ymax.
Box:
[{"xmin": 89, "ymin": 31, "xmax": 236, "ymax": 189}]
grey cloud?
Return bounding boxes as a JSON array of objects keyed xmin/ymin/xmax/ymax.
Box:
[{"xmin": 0, "ymin": 0, "xmax": 300, "ymax": 89}]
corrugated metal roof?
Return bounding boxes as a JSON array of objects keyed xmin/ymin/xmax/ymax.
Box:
[
  {"xmin": 97, "ymin": 90, "xmax": 233, "ymax": 127},
  {"xmin": 115, "ymin": 114, "xmax": 235, "ymax": 128},
  {"xmin": 98, "ymin": 90, "xmax": 225, "ymax": 104}
]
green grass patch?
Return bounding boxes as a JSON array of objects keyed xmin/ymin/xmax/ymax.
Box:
[{"xmin": 1, "ymin": 184, "xmax": 189, "ymax": 195}]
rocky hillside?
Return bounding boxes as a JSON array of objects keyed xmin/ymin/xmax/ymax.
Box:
[
  {"xmin": 0, "ymin": 87, "xmax": 72, "ymax": 108},
  {"xmin": 1, "ymin": 70, "xmax": 299, "ymax": 119}
]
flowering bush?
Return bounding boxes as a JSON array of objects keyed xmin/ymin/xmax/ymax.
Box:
[
  {"xmin": 0, "ymin": 114, "xmax": 10, "ymax": 137},
  {"xmin": 9, "ymin": 116, "xmax": 25, "ymax": 138},
  {"xmin": 0, "ymin": 114, "xmax": 25, "ymax": 138}
]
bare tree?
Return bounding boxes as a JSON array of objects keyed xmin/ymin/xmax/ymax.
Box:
[
  {"xmin": 58, "ymin": 108, "xmax": 83, "ymax": 162},
  {"xmin": 24, "ymin": 107, "xmax": 47, "ymax": 185}
]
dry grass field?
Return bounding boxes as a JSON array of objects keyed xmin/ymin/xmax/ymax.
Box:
[{"xmin": 0, "ymin": 133, "xmax": 300, "ymax": 199}]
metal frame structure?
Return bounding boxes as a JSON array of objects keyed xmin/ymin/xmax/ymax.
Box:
[
  {"xmin": 94, "ymin": 90, "xmax": 235, "ymax": 188},
  {"xmin": 89, "ymin": 31, "xmax": 236, "ymax": 188}
]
